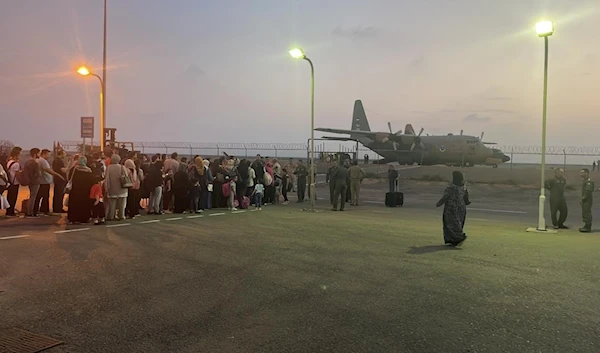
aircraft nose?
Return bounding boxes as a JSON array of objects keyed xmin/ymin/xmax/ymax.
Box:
[{"xmin": 502, "ymin": 155, "xmax": 510, "ymax": 162}]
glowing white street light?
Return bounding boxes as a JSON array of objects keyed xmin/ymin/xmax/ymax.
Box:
[
  {"xmin": 528, "ymin": 21, "xmax": 556, "ymax": 233},
  {"xmin": 289, "ymin": 47, "xmax": 316, "ymax": 211}
]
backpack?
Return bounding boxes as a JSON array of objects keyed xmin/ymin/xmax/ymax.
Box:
[
  {"xmin": 263, "ymin": 171, "xmax": 273, "ymax": 186},
  {"xmin": 241, "ymin": 196, "xmax": 250, "ymax": 209},
  {"xmin": 222, "ymin": 181, "xmax": 231, "ymax": 197}
]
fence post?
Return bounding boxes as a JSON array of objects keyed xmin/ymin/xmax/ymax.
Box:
[
  {"xmin": 163, "ymin": 143, "xmax": 168, "ymax": 154},
  {"xmin": 563, "ymin": 149, "xmax": 566, "ymax": 170},
  {"xmin": 215, "ymin": 144, "xmax": 220, "ymax": 157},
  {"xmin": 274, "ymin": 146, "xmax": 278, "ymax": 158},
  {"xmin": 244, "ymin": 145, "xmax": 248, "ymax": 158},
  {"xmin": 141, "ymin": 142, "xmax": 146, "ymax": 154},
  {"xmin": 189, "ymin": 143, "xmax": 193, "ymax": 159}
]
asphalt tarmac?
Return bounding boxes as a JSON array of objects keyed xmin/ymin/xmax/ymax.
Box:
[{"xmin": 1, "ymin": 181, "xmax": 599, "ymax": 352}]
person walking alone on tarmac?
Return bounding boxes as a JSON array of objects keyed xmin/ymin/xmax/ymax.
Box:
[
  {"xmin": 326, "ymin": 162, "xmax": 338, "ymax": 205},
  {"xmin": 332, "ymin": 162, "xmax": 349, "ymax": 211},
  {"xmin": 545, "ymin": 168, "xmax": 568, "ymax": 229},
  {"xmin": 388, "ymin": 165, "xmax": 398, "ymax": 193},
  {"xmin": 579, "ymin": 168, "xmax": 594, "ymax": 233},
  {"xmin": 348, "ymin": 160, "xmax": 366, "ymax": 206},
  {"xmin": 436, "ymin": 171, "xmax": 470, "ymax": 246}
]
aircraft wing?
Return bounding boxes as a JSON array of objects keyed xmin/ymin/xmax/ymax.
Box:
[
  {"xmin": 319, "ymin": 136, "xmax": 360, "ymax": 142},
  {"xmin": 314, "ymin": 128, "xmax": 376, "ymax": 137}
]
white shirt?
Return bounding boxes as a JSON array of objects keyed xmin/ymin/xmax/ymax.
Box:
[
  {"xmin": 7, "ymin": 160, "xmax": 20, "ymax": 186},
  {"xmin": 254, "ymin": 183, "xmax": 265, "ymax": 195},
  {"xmin": 247, "ymin": 167, "xmax": 255, "ymax": 187},
  {"xmin": 0, "ymin": 165, "xmax": 7, "ymax": 186}
]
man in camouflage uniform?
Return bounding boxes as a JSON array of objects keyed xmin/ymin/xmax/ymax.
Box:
[
  {"xmin": 545, "ymin": 168, "xmax": 568, "ymax": 229},
  {"xmin": 294, "ymin": 160, "xmax": 308, "ymax": 202},
  {"xmin": 348, "ymin": 160, "xmax": 366, "ymax": 206},
  {"xmin": 326, "ymin": 162, "xmax": 338, "ymax": 205},
  {"xmin": 332, "ymin": 162, "xmax": 349, "ymax": 211},
  {"xmin": 579, "ymin": 168, "xmax": 594, "ymax": 233}
]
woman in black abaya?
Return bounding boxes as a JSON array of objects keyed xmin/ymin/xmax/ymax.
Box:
[{"xmin": 436, "ymin": 171, "xmax": 470, "ymax": 246}]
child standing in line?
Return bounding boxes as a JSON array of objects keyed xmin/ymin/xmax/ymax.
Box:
[
  {"xmin": 228, "ymin": 175, "xmax": 238, "ymax": 211},
  {"xmin": 91, "ymin": 178, "xmax": 106, "ymax": 225},
  {"xmin": 281, "ymin": 168, "xmax": 290, "ymax": 205},
  {"xmin": 252, "ymin": 180, "xmax": 265, "ymax": 210}
]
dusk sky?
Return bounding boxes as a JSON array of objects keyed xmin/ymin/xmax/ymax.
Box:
[{"xmin": 1, "ymin": 0, "xmax": 599, "ymax": 149}]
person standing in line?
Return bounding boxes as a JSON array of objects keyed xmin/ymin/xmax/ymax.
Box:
[
  {"xmin": 252, "ymin": 180, "xmax": 265, "ymax": 210},
  {"xmin": 436, "ymin": 171, "xmax": 470, "ymax": 247},
  {"xmin": 104, "ymin": 154, "xmax": 129, "ymax": 221},
  {"xmin": 593, "ymin": 161, "xmax": 597, "ymax": 172},
  {"xmin": 24, "ymin": 148, "xmax": 42, "ymax": 217},
  {"xmin": 579, "ymin": 168, "xmax": 594, "ymax": 233},
  {"xmin": 5, "ymin": 147, "xmax": 22, "ymax": 216},
  {"xmin": 281, "ymin": 168, "xmax": 290, "ymax": 205},
  {"xmin": 35, "ymin": 149, "xmax": 64, "ymax": 215},
  {"xmin": 348, "ymin": 160, "xmax": 366, "ymax": 206},
  {"xmin": 52, "ymin": 149, "xmax": 68, "ymax": 213},
  {"xmin": 294, "ymin": 160, "xmax": 308, "ymax": 202},
  {"xmin": 327, "ymin": 162, "xmax": 338, "ymax": 205},
  {"xmin": 545, "ymin": 168, "xmax": 568, "ymax": 229},
  {"xmin": 332, "ymin": 161, "xmax": 349, "ymax": 211},
  {"xmin": 388, "ymin": 165, "xmax": 398, "ymax": 192}
]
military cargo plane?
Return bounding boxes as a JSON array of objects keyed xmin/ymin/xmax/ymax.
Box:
[{"xmin": 315, "ymin": 100, "xmax": 510, "ymax": 167}]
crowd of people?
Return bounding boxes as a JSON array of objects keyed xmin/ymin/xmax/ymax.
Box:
[{"xmin": 0, "ymin": 146, "xmax": 314, "ymax": 225}]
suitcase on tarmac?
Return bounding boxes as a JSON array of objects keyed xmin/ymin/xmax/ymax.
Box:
[{"xmin": 385, "ymin": 181, "xmax": 403, "ymax": 207}]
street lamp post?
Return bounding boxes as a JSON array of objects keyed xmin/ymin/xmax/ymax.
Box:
[
  {"xmin": 102, "ymin": 0, "xmax": 107, "ymax": 151},
  {"xmin": 528, "ymin": 21, "xmax": 555, "ymax": 233},
  {"xmin": 289, "ymin": 47, "xmax": 316, "ymax": 212},
  {"xmin": 77, "ymin": 66, "xmax": 105, "ymax": 150}
]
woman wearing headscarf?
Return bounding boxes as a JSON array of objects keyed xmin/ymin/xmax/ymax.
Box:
[
  {"xmin": 124, "ymin": 158, "xmax": 140, "ymax": 218},
  {"xmin": 173, "ymin": 162, "xmax": 190, "ymax": 213},
  {"xmin": 104, "ymin": 154, "xmax": 129, "ymax": 220},
  {"xmin": 188, "ymin": 157, "xmax": 206, "ymax": 213},
  {"xmin": 436, "ymin": 171, "xmax": 471, "ymax": 246},
  {"xmin": 67, "ymin": 156, "xmax": 95, "ymax": 224},
  {"xmin": 145, "ymin": 160, "xmax": 164, "ymax": 215}
]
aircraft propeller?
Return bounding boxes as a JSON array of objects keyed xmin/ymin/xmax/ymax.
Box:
[
  {"xmin": 410, "ymin": 127, "xmax": 425, "ymax": 151},
  {"xmin": 385, "ymin": 122, "xmax": 401, "ymax": 150},
  {"xmin": 480, "ymin": 131, "xmax": 484, "ymax": 140}
]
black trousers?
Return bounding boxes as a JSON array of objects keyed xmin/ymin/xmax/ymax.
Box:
[
  {"xmin": 549, "ymin": 197, "xmax": 568, "ymax": 226},
  {"xmin": 34, "ymin": 184, "xmax": 51, "ymax": 214},
  {"xmin": 53, "ymin": 180, "xmax": 66, "ymax": 212},
  {"xmin": 6, "ymin": 184, "xmax": 19, "ymax": 215}
]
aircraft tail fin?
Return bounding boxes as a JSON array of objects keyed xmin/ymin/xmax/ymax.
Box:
[
  {"xmin": 351, "ymin": 100, "xmax": 371, "ymax": 132},
  {"xmin": 405, "ymin": 124, "xmax": 416, "ymax": 135}
]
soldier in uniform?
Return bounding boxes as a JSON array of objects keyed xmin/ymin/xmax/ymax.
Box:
[
  {"xmin": 545, "ymin": 168, "xmax": 568, "ymax": 229},
  {"xmin": 348, "ymin": 160, "xmax": 366, "ymax": 206},
  {"xmin": 332, "ymin": 162, "xmax": 349, "ymax": 211},
  {"xmin": 326, "ymin": 162, "xmax": 338, "ymax": 205},
  {"xmin": 294, "ymin": 160, "xmax": 308, "ymax": 202},
  {"xmin": 579, "ymin": 168, "xmax": 594, "ymax": 233}
]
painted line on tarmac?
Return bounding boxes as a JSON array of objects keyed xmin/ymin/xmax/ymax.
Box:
[
  {"xmin": 469, "ymin": 208, "xmax": 527, "ymax": 214},
  {"xmin": 209, "ymin": 213, "xmax": 226, "ymax": 216},
  {"xmin": 106, "ymin": 223, "xmax": 131, "ymax": 228},
  {"xmin": 469, "ymin": 218, "xmax": 491, "ymax": 221},
  {"xmin": 231, "ymin": 210, "xmax": 246, "ymax": 214},
  {"xmin": 54, "ymin": 228, "xmax": 90, "ymax": 234},
  {"xmin": 187, "ymin": 215, "xmax": 204, "ymax": 219},
  {"xmin": 140, "ymin": 220, "xmax": 160, "ymax": 224},
  {"xmin": 166, "ymin": 217, "xmax": 183, "ymax": 221},
  {"xmin": 0, "ymin": 235, "xmax": 31, "ymax": 240}
]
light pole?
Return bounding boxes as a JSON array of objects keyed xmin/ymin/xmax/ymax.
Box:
[
  {"xmin": 102, "ymin": 0, "xmax": 107, "ymax": 151},
  {"xmin": 289, "ymin": 47, "xmax": 316, "ymax": 212},
  {"xmin": 528, "ymin": 20, "xmax": 555, "ymax": 233},
  {"xmin": 77, "ymin": 66, "xmax": 105, "ymax": 150}
]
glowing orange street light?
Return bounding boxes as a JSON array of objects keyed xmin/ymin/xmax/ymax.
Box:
[{"xmin": 77, "ymin": 66, "xmax": 105, "ymax": 149}]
